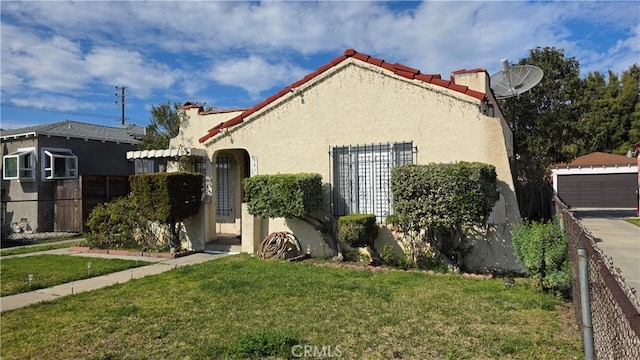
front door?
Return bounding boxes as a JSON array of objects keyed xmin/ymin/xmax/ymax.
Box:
[{"xmin": 216, "ymin": 154, "xmax": 235, "ymax": 220}]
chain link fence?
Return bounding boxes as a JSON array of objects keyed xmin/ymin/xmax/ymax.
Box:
[
  {"xmin": 554, "ymin": 197, "xmax": 640, "ymax": 359},
  {"xmin": 1, "ymin": 198, "xmax": 83, "ymax": 236}
]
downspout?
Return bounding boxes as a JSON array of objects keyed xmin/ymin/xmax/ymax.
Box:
[{"xmin": 578, "ymin": 247, "xmax": 595, "ymax": 360}]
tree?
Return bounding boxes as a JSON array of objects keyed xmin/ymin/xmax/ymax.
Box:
[
  {"xmin": 578, "ymin": 64, "xmax": 640, "ymax": 154},
  {"xmin": 138, "ymin": 101, "xmax": 184, "ymax": 150},
  {"xmin": 498, "ymin": 47, "xmax": 583, "ymax": 220}
]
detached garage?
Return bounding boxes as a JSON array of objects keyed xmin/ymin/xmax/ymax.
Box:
[{"xmin": 552, "ymin": 152, "xmax": 638, "ymax": 209}]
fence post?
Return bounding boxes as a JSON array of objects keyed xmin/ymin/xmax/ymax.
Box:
[{"xmin": 578, "ymin": 247, "xmax": 595, "ymax": 360}]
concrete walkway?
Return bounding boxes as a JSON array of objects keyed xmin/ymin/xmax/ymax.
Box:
[
  {"xmin": 1, "ymin": 249, "xmax": 228, "ymax": 312},
  {"xmin": 573, "ymin": 209, "xmax": 640, "ymax": 294}
]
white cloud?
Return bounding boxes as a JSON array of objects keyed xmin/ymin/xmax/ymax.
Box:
[
  {"xmin": 208, "ymin": 56, "xmax": 309, "ymax": 97},
  {"xmin": 85, "ymin": 47, "xmax": 181, "ymax": 98},
  {"xmin": 9, "ymin": 95, "xmax": 95, "ymax": 112},
  {"xmin": 1, "ymin": 23, "xmax": 89, "ymax": 92},
  {"xmin": 1, "ymin": 23, "xmax": 184, "ymax": 100},
  {"xmin": 1, "ymin": 0, "xmax": 638, "ymax": 123}
]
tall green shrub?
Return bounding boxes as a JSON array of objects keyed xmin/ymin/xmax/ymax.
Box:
[
  {"xmin": 243, "ymin": 173, "xmax": 323, "ymax": 218},
  {"xmin": 390, "ymin": 162, "xmax": 499, "ymax": 268},
  {"xmin": 512, "ymin": 221, "xmax": 571, "ymax": 297},
  {"xmin": 130, "ymin": 172, "xmax": 203, "ymax": 248}
]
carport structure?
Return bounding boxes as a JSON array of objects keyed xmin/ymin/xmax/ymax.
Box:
[{"xmin": 551, "ymin": 152, "xmax": 638, "ymax": 209}]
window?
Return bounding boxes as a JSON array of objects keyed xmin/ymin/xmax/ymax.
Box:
[
  {"xmin": 3, "ymin": 148, "xmax": 35, "ymax": 181},
  {"xmin": 42, "ymin": 148, "xmax": 77, "ymax": 180},
  {"xmin": 134, "ymin": 159, "xmax": 154, "ymax": 174},
  {"xmin": 331, "ymin": 142, "xmax": 414, "ymax": 222}
]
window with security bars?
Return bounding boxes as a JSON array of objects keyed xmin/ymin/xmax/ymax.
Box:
[
  {"xmin": 331, "ymin": 142, "xmax": 414, "ymax": 222},
  {"xmin": 216, "ymin": 155, "xmax": 232, "ymax": 216}
]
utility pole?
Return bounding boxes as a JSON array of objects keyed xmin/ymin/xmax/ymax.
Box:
[{"xmin": 115, "ymin": 86, "xmax": 127, "ymax": 125}]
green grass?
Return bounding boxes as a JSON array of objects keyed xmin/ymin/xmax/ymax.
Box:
[
  {"xmin": 624, "ymin": 218, "xmax": 640, "ymax": 227},
  {"xmin": 0, "ymin": 254, "xmax": 150, "ymax": 296},
  {"xmin": 0, "ymin": 240, "xmax": 85, "ymax": 256},
  {"xmin": 0, "ymin": 255, "xmax": 583, "ymax": 360}
]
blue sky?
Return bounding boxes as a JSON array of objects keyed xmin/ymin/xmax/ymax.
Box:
[{"xmin": 1, "ymin": 1, "xmax": 639, "ymax": 130}]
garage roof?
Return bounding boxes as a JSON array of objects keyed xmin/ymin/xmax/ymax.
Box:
[{"xmin": 555, "ymin": 152, "xmax": 636, "ymax": 168}]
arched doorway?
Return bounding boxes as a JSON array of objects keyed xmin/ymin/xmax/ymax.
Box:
[{"xmin": 211, "ymin": 149, "xmax": 250, "ymax": 244}]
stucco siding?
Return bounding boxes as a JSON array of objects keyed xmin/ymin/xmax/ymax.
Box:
[{"xmin": 171, "ymin": 110, "xmax": 243, "ymax": 150}]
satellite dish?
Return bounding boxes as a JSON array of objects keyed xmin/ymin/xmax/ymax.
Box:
[{"xmin": 490, "ymin": 58, "xmax": 544, "ymax": 99}]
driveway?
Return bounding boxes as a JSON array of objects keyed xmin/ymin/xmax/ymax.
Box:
[{"xmin": 572, "ymin": 209, "xmax": 640, "ymax": 295}]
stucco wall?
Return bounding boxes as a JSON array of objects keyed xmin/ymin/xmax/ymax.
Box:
[{"xmin": 188, "ymin": 58, "xmax": 521, "ymax": 270}]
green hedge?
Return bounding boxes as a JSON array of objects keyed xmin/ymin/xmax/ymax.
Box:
[
  {"xmin": 243, "ymin": 173, "xmax": 323, "ymax": 218},
  {"xmin": 338, "ymin": 214, "xmax": 379, "ymax": 248},
  {"xmin": 391, "ymin": 162, "xmax": 499, "ymax": 231},
  {"xmin": 129, "ymin": 172, "xmax": 203, "ymax": 223},
  {"xmin": 512, "ymin": 221, "xmax": 571, "ymax": 297}
]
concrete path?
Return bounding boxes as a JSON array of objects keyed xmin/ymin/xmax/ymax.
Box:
[
  {"xmin": 573, "ymin": 209, "xmax": 640, "ymax": 294},
  {"xmin": 1, "ymin": 250, "xmax": 228, "ymax": 312}
]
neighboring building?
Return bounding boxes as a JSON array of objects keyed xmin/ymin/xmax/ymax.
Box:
[
  {"xmin": 551, "ymin": 152, "xmax": 638, "ymax": 209},
  {"xmin": 1, "ymin": 120, "xmax": 144, "ymax": 232},
  {"xmin": 143, "ymin": 49, "xmax": 522, "ymax": 271}
]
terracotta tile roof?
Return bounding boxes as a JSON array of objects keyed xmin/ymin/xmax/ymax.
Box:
[
  {"xmin": 554, "ymin": 152, "xmax": 636, "ymax": 168},
  {"xmin": 199, "ymin": 49, "xmax": 488, "ymax": 144}
]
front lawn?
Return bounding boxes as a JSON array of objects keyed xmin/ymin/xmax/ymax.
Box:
[
  {"xmin": 625, "ymin": 218, "xmax": 640, "ymax": 227},
  {"xmin": 0, "ymin": 254, "xmax": 150, "ymax": 296},
  {"xmin": 0, "ymin": 255, "xmax": 583, "ymax": 359}
]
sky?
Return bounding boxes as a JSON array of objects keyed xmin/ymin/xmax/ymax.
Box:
[{"xmin": 1, "ymin": 0, "xmax": 639, "ymax": 130}]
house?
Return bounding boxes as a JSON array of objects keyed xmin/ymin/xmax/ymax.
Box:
[
  {"xmin": 1, "ymin": 120, "xmax": 144, "ymax": 233},
  {"xmin": 144, "ymin": 49, "xmax": 522, "ymax": 271},
  {"xmin": 551, "ymin": 152, "xmax": 638, "ymax": 209}
]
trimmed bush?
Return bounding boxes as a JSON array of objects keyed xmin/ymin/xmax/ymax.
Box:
[
  {"xmin": 130, "ymin": 172, "xmax": 203, "ymax": 248},
  {"xmin": 243, "ymin": 173, "xmax": 323, "ymax": 218},
  {"xmin": 391, "ymin": 162, "xmax": 498, "ymax": 231},
  {"xmin": 512, "ymin": 221, "xmax": 571, "ymax": 297},
  {"xmin": 337, "ymin": 214, "xmax": 379, "ymax": 248},
  {"xmin": 130, "ymin": 172, "xmax": 203, "ymax": 223},
  {"xmin": 390, "ymin": 162, "xmax": 499, "ymax": 267}
]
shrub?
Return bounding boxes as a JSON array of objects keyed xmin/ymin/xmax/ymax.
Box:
[
  {"xmin": 85, "ymin": 195, "xmax": 149, "ymax": 249},
  {"xmin": 130, "ymin": 172, "xmax": 203, "ymax": 222},
  {"xmin": 244, "ymin": 173, "xmax": 345, "ymax": 258},
  {"xmin": 130, "ymin": 172, "xmax": 203, "ymax": 247},
  {"xmin": 512, "ymin": 221, "xmax": 571, "ymax": 297},
  {"xmin": 243, "ymin": 173, "xmax": 323, "ymax": 218},
  {"xmin": 390, "ymin": 162, "xmax": 499, "ymax": 267},
  {"xmin": 337, "ymin": 214, "xmax": 378, "ymax": 248}
]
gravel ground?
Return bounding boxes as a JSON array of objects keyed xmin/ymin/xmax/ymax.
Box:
[{"xmin": 5, "ymin": 232, "xmax": 81, "ymax": 241}]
